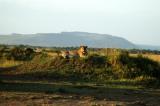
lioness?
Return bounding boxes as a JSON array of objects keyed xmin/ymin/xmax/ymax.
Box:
[{"xmin": 61, "ymin": 46, "xmax": 88, "ymax": 58}]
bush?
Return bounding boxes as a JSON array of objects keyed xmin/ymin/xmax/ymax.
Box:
[
  {"xmin": 85, "ymin": 54, "xmax": 108, "ymax": 68},
  {"xmin": 118, "ymin": 51, "xmax": 160, "ymax": 79},
  {"xmin": 10, "ymin": 47, "xmax": 35, "ymax": 61},
  {"xmin": 118, "ymin": 51, "xmax": 130, "ymax": 65}
]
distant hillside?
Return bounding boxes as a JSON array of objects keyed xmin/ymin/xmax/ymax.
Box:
[
  {"xmin": 0, "ymin": 32, "xmax": 137, "ymax": 49},
  {"xmin": 0, "ymin": 32, "xmax": 160, "ymax": 50}
]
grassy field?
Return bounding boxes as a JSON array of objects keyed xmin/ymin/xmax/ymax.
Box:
[
  {"xmin": 0, "ymin": 46, "xmax": 160, "ymax": 106},
  {"xmin": 130, "ymin": 53, "xmax": 160, "ymax": 62}
]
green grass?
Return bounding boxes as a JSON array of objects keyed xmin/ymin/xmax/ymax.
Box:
[{"xmin": 0, "ymin": 80, "xmax": 143, "ymax": 97}]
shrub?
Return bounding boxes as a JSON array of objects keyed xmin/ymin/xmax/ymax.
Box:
[
  {"xmin": 118, "ymin": 51, "xmax": 160, "ymax": 79},
  {"xmin": 85, "ymin": 54, "xmax": 108, "ymax": 68},
  {"xmin": 118, "ymin": 51, "xmax": 130, "ymax": 65},
  {"xmin": 10, "ymin": 47, "xmax": 35, "ymax": 61}
]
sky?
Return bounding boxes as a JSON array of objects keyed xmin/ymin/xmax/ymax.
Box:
[{"xmin": 0, "ymin": 0, "xmax": 160, "ymax": 46}]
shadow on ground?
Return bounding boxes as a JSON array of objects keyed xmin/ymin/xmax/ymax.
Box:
[{"xmin": 0, "ymin": 80, "xmax": 159, "ymax": 103}]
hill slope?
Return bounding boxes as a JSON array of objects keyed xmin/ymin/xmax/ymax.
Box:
[{"xmin": 0, "ymin": 32, "xmax": 136, "ymax": 49}]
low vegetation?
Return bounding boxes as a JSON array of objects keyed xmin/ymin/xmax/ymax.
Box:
[
  {"xmin": 0, "ymin": 45, "xmax": 159, "ymax": 87},
  {"xmin": 0, "ymin": 45, "xmax": 160, "ymax": 105}
]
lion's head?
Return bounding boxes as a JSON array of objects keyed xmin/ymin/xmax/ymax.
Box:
[{"xmin": 79, "ymin": 45, "xmax": 88, "ymax": 56}]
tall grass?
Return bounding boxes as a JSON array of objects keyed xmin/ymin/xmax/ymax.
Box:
[{"xmin": 0, "ymin": 60, "xmax": 23, "ymax": 67}]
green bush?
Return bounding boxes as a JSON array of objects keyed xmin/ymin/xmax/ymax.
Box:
[
  {"xmin": 85, "ymin": 54, "xmax": 108, "ymax": 68},
  {"xmin": 10, "ymin": 47, "xmax": 35, "ymax": 61},
  {"xmin": 118, "ymin": 51, "xmax": 160, "ymax": 79}
]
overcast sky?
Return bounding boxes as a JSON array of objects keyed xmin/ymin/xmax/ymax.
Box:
[{"xmin": 0, "ymin": 0, "xmax": 160, "ymax": 45}]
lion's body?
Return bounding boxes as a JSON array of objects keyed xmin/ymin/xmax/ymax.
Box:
[{"xmin": 61, "ymin": 46, "xmax": 88, "ymax": 58}]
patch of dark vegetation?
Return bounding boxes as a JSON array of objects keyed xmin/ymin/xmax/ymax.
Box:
[
  {"xmin": 118, "ymin": 52, "xmax": 160, "ymax": 79},
  {"xmin": 0, "ymin": 46, "xmax": 35, "ymax": 61},
  {"xmin": 73, "ymin": 85, "xmax": 98, "ymax": 90},
  {"xmin": 0, "ymin": 80, "xmax": 3, "ymax": 83},
  {"xmin": 57, "ymin": 88, "xmax": 68, "ymax": 93},
  {"xmin": 44, "ymin": 90, "xmax": 55, "ymax": 94},
  {"xmin": 85, "ymin": 54, "xmax": 108, "ymax": 68}
]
